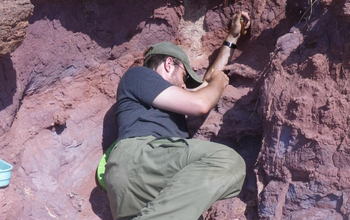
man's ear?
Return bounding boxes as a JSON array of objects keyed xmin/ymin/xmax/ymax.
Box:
[{"xmin": 164, "ymin": 57, "xmax": 173, "ymax": 73}]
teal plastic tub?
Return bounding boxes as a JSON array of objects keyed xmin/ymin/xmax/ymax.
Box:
[{"xmin": 0, "ymin": 159, "xmax": 13, "ymax": 188}]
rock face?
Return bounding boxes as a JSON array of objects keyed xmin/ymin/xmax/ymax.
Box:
[
  {"xmin": 0, "ymin": 0, "xmax": 349, "ymax": 219},
  {"xmin": 258, "ymin": 1, "xmax": 350, "ymax": 218}
]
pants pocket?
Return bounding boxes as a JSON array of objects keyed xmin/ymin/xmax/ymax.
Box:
[{"xmin": 147, "ymin": 137, "xmax": 189, "ymax": 149}]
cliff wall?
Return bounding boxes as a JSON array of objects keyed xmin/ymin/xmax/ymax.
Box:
[{"xmin": 0, "ymin": 0, "xmax": 349, "ymax": 219}]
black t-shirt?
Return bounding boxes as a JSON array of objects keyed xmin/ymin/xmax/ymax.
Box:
[{"xmin": 115, "ymin": 66, "xmax": 189, "ymax": 141}]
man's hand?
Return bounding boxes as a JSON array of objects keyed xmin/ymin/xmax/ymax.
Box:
[
  {"xmin": 205, "ymin": 68, "xmax": 229, "ymax": 87},
  {"xmin": 229, "ymin": 11, "xmax": 251, "ymax": 38},
  {"xmin": 152, "ymin": 69, "xmax": 229, "ymax": 116}
]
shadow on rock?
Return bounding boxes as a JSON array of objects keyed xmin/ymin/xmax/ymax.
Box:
[
  {"xmin": 0, "ymin": 55, "xmax": 16, "ymax": 112},
  {"xmin": 102, "ymin": 102, "xmax": 118, "ymax": 152},
  {"xmin": 89, "ymin": 186, "xmax": 113, "ymax": 220},
  {"xmin": 0, "ymin": 55, "xmax": 17, "ymax": 137},
  {"xmin": 89, "ymin": 103, "xmax": 119, "ymax": 220},
  {"xmin": 30, "ymin": 0, "xmax": 184, "ymax": 49},
  {"xmin": 210, "ymin": 76, "xmax": 262, "ymax": 219}
]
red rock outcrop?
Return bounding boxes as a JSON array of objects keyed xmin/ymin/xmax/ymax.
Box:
[
  {"xmin": 258, "ymin": 0, "xmax": 350, "ymax": 219},
  {"xmin": 0, "ymin": 0, "xmax": 349, "ymax": 219},
  {"xmin": 0, "ymin": 0, "xmax": 34, "ymax": 57}
]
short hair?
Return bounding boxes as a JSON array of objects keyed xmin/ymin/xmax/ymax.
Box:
[{"xmin": 143, "ymin": 48, "xmax": 182, "ymax": 71}]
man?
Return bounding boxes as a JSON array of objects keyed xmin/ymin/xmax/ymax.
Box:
[{"xmin": 105, "ymin": 11, "xmax": 251, "ymax": 220}]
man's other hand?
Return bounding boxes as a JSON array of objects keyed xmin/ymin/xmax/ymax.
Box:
[{"xmin": 230, "ymin": 11, "xmax": 251, "ymax": 38}]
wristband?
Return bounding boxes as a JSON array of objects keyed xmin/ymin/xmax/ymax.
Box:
[{"xmin": 223, "ymin": 40, "xmax": 237, "ymax": 49}]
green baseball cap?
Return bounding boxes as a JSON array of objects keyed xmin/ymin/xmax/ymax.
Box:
[{"xmin": 144, "ymin": 42, "xmax": 203, "ymax": 88}]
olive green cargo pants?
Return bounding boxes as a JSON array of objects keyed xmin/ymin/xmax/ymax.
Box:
[{"xmin": 105, "ymin": 136, "xmax": 246, "ymax": 220}]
